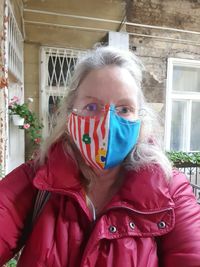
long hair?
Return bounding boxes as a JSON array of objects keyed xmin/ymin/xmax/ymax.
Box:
[{"xmin": 38, "ymin": 46, "xmax": 172, "ymax": 179}]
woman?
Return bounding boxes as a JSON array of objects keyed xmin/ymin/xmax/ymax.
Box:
[{"xmin": 0, "ymin": 46, "xmax": 200, "ymax": 267}]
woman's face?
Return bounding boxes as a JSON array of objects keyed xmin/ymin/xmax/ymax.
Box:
[{"xmin": 73, "ymin": 65, "xmax": 139, "ymax": 121}]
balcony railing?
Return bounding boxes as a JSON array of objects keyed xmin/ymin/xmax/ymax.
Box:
[{"xmin": 174, "ymin": 163, "xmax": 200, "ymax": 204}]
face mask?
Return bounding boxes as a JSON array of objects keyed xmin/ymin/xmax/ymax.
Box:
[{"xmin": 67, "ymin": 105, "xmax": 141, "ymax": 170}]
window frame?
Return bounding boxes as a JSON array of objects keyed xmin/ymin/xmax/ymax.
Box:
[{"xmin": 165, "ymin": 57, "xmax": 200, "ymax": 152}]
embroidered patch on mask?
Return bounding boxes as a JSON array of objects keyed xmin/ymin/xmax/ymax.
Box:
[
  {"xmin": 82, "ymin": 133, "xmax": 91, "ymax": 144},
  {"xmin": 95, "ymin": 148, "xmax": 107, "ymax": 168}
]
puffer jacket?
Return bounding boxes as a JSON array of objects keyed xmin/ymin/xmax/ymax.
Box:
[{"xmin": 0, "ymin": 141, "xmax": 200, "ymax": 267}]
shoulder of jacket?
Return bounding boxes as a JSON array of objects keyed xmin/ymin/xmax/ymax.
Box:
[
  {"xmin": 33, "ymin": 140, "xmax": 80, "ymax": 191},
  {"xmin": 168, "ymin": 169, "xmax": 192, "ymax": 200},
  {"xmin": 3, "ymin": 160, "xmax": 37, "ymax": 184}
]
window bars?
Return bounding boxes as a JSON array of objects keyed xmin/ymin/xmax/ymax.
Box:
[{"xmin": 40, "ymin": 47, "xmax": 85, "ymax": 137}]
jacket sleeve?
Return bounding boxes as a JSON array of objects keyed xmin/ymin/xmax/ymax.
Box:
[
  {"xmin": 159, "ymin": 170, "xmax": 200, "ymax": 267},
  {"xmin": 0, "ymin": 162, "xmax": 37, "ymax": 266}
]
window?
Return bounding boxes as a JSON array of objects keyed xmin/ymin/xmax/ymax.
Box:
[
  {"xmin": 165, "ymin": 58, "xmax": 200, "ymax": 152},
  {"xmin": 40, "ymin": 47, "xmax": 84, "ymax": 137},
  {"xmin": 7, "ymin": 2, "xmax": 23, "ymax": 83}
]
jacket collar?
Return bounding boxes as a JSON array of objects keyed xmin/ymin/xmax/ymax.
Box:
[
  {"xmin": 33, "ymin": 141, "xmax": 82, "ymax": 191},
  {"xmin": 107, "ymin": 166, "xmax": 174, "ymax": 212},
  {"xmin": 33, "ymin": 141, "xmax": 174, "ymax": 212}
]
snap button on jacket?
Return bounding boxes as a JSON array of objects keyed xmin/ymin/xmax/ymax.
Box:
[{"xmin": 0, "ymin": 141, "xmax": 200, "ymax": 267}]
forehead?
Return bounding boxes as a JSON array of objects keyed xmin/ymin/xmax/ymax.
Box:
[{"xmin": 75, "ymin": 66, "xmax": 138, "ymax": 105}]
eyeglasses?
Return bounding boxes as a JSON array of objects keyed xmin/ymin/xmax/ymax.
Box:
[{"xmin": 71, "ymin": 103, "xmax": 141, "ymax": 121}]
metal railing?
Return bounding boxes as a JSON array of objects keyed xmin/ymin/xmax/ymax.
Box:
[{"xmin": 174, "ymin": 163, "xmax": 200, "ymax": 203}]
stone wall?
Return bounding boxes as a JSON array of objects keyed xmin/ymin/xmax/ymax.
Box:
[
  {"xmin": 126, "ymin": 0, "xmax": 200, "ymax": 114},
  {"xmin": 126, "ymin": 0, "xmax": 200, "ymax": 31},
  {"xmin": 131, "ymin": 34, "xmax": 200, "ymax": 104}
]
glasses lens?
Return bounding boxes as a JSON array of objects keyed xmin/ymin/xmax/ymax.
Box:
[
  {"xmin": 73, "ymin": 103, "xmax": 103, "ymax": 117},
  {"xmin": 115, "ymin": 105, "xmax": 137, "ymax": 121}
]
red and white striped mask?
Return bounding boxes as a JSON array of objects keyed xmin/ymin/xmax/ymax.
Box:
[
  {"xmin": 67, "ymin": 105, "xmax": 141, "ymax": 170},
  {"xmin": 67, "ymin": 107, "xmax": 110, "ymax": 170}
]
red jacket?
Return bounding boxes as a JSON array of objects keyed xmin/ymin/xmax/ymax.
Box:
[{"xmin": 0, "ymin": 141, "xmax": 200, "ymax": 267}]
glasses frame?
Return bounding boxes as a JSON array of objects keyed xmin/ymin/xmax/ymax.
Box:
[{"xmin": 69, "ymin": 103, "xmax": 146, "ymax": 120}]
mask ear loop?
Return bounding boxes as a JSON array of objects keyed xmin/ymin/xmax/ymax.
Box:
[{"xmin": 138, "ymin": 108, "xmax": 147, "ymax": 118}]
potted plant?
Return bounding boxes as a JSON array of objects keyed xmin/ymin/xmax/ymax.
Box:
[
  {"xmin": 166, "ymin": 151, "xmax": 200, "ymax": 167},
  {"xmin": 8, "ymin": 96, "xmax": 43, "ymax": 146},
  {"xmin": 12, "ymin": 114, "xmax": 24, "ymax": 126}
]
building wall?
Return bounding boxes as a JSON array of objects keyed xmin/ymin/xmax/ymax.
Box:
[
  {"xmin": 23, "ymin": 1, "xmax": 200, "ymax": 117},
  {"xmin": 126, "ymin": 0, "xmax": 200, "ymax": 31},
  {"xmin": 5, "ymin": 0, "xmax": 200, "ymax": 165},
  {"xmin": 24, "ymin": 42, "xmax": 40, "ymax": 159},
  {"xmin": 126, "ymin": 0, "xmax": 200, "ymax": 119},
  {"xmin": 22, "ymin": 1, "xmax": 125, "ymax": 158},
  {"xmin": 23, "ymin": 0, "xmax": 125, "ymax": 49},
  {"xmin": 24, "ymin": 43, "xmax": 40, "ymax": 114}
]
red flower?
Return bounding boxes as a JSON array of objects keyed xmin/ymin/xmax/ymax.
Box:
[{"xmin": 34, "ymin": 138, "xmax": 41, "ymax": 144}]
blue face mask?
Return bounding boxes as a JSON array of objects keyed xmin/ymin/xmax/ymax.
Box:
[
  {"xmin": 68, "ymin": 105, "xmax": 141, "ymax": 169},
  {"xmin": 103, "ymin": 109, "xmax": 141, "ymax": 169}
]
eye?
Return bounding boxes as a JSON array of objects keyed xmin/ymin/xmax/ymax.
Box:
[
  {"xmin": 85, "ymin": 103, "xmax": 98, "ymax": 112},
  {"xmin": 116, "ymin": 105, "xmax": 134, "ymax": 115},
  {"xmin": 80, "ymin": 103, "xmax": 101, "ymax": 116}
]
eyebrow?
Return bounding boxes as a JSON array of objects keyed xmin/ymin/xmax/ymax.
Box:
[
  {"xmin": 117, "ymin": 98, "xmax": 137, "ymax": 106},
  {"xmin": 83, "ymin": 96, "xmax": 103, "ymax": 102},
  {"xmin": 81, "ymin": 96, "xmax": 137, "ymax": 106}
]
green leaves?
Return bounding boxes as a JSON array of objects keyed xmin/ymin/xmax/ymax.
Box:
[
  {"xmin": 166, "ymin": 151, "xmax": 200, "ymax": 166},
  {"xmin": 9, "ymin": 98, "xmax": 43, "ymax": 146},
  {"xmin": 4, "ymin": 258, "xmax": 17, "ymax": 267}
]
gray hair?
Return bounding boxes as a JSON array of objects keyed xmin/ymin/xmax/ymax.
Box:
[{"xmin": 39, "ymin": 46, "xmax": 172, "ymax": 179}]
